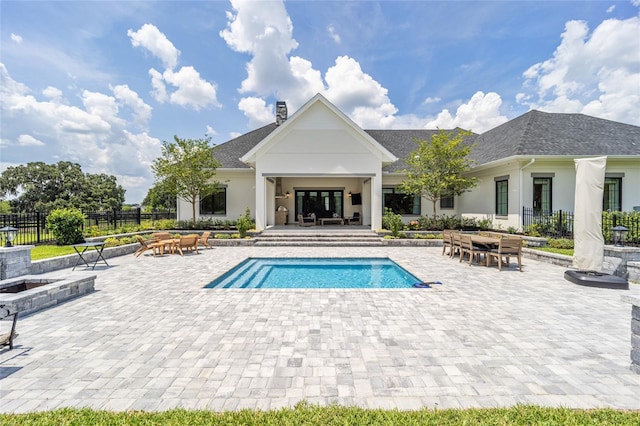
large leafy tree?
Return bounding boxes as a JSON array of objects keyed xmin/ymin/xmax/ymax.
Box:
[
  {"xmin": 151, "ymin": 135, "xmax": 221, "ymax": 224},
  {"xmin": 141, "ymin": 179, "xmax": 177, "ymax": 211},
  {"xmin": 398, "ymin": 129, "xmax": 478, "ymax": 218},
  {"xmin": 0, "ymin": 161, "xmax": 125, "ymax": 212}
]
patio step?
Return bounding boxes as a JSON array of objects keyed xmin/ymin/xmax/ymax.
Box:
[{"xmin": 253, "ymin": 230, "xmax": 385, "ymax": 247}]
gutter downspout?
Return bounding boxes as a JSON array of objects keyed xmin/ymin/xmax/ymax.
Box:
[{"xmin": 519, "ymin": 158, "xmax": 536, "ymax": 229}]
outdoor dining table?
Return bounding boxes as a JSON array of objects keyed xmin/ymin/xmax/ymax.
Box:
[
  {"xmin": 469, "ymin": 235, "xmax": 501, "ymax": 249},
  {"xmin": 158, "ymin": 238, "xmax": 180, "ymax": 255},
  {"xmin": 71, "ymin": 241, "xmax": 109, "ymax": 270}
]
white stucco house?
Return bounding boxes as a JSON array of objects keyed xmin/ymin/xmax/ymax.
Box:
[{"xmin": 177, "ymin": 93, "xmax": 640, "ymax": 231}]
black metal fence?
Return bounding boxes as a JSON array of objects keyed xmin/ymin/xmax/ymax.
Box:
[
  {"xmin": 522, "ymin": 207, "xmax": 640, "ymax": 245},
  {"xmin": 522, "ymin": 208, "xmax": 574, "ymax": 238},
  {"xmin": 0, "ymin": 209, "xmax": 176, "ymax": 245}
]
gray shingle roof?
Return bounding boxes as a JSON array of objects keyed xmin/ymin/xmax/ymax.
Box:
[
  {"xmin": 213, "ymin": 123, "xmax": 277, "ymax": 169},
  {"xmin": 469, "ymin": 110, "xmax": 640, "ymax": 165},
  {"xmin": 212, "ymin": 110, "xmax": 640, "ymax": 169},
  {"xmin": 365, "ymin": 129, "xmax": 472, "ymax": 172}
]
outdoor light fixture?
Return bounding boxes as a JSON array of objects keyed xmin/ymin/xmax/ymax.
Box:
[
  {"xmin": 348, "ymin": 191, "xmax": 352, "ymax": 198},
  {"xmin": 285, "ymin": 191, "xmax": 290, "ymax": 198},
  {"xmin": 611, "ymin": 225, "xmax": 629, "ymax": 247},
  {"xmin": 0, "ymin": 226, "xmax": 18, "ymax": 247}
]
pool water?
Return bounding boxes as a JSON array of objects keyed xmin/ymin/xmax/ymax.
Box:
[{"xmin": 205, "ymin": 257, "xmax": 421, "ymax": 289}]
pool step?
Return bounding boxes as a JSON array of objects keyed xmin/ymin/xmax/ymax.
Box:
[{"xmin": 253, "ymin": 231, "xmax": 385, "ymax": 247}]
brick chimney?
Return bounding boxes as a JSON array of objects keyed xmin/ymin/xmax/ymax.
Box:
[{"xmin": 276, "ymin": 101, "xmax": 287, "ymax": 126}]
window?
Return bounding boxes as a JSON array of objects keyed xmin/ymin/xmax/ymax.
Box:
[
  {"xmin": 200, "ymin": 188, "xmax": 226, "ymax": 215},
  {"xmin": 603, "ymin": 177, "xmax": 622, "ymax": 212},
  {"xmin": 495, "ymin": 179, "xmax": 508, "ymax": 216},
  {"xmin": 440, "ymin": 193, "xmax": 454, "ymax": 209},
  {"xmin": 533, "ymin": 177, "xmax": 552, "ymax": 213},
  {"xmin": 383, "ymin": 188, "xmax": 420, "ymax": 215}
]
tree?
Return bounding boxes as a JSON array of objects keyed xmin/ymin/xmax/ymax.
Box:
[
  {"xmin": 0, "ymin": 161, "xmax": 125, "ymax": 212},
  {"xmin": 142, "ymin": 179, "xmax": 177, "ymax": 211},
  {"xmin": 151, "ymin": 135, "xmax": 221, "ymax": 224},
  {"xmin": 81, "ymin": 173, "xmax": 126, "ymax": 211},
  {"xmin": 398, "ymin": 129, "xmax": 478, "ymax": 218}
]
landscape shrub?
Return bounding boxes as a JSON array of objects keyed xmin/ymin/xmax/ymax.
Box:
[
  {"xmin": 46, "ymin": 208, "xmax": 85, "ymax": 245},
  {"xmin": 235, "ymin": 208, "xmax": 254, "ymax": 238},
  {"xmin": 547, "ymin": 238, "xmax": 574, "ymax": 249},
  {"xmin": 382, "ymin": 208, "xmax": 404, "ymax": 237}
]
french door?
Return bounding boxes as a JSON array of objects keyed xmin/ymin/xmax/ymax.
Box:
[{"xmin": 295, "ymin": 190, "xmax": 344, "ymax": 219}]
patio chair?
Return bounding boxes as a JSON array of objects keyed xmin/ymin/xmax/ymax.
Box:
[
  {"xmin": 442, "ymin": 229, "xmax": 454, "ymax": 256},
  {"xmin": 486, "ymin": 237, "xmax": 523, "ymax": 271},
  {"xmin": 298, "ymin": 213, "xmax": 316, "ymax": 227},
  {"xmin": 450, "ymin": 231, "xmax": 462, "ymax": 258},
  {"xmin": 459, "ymin": 234, "xmax": 489, "ymax": 266},
  {"xmin": 347, "ymin": 212, "xmax": 361, "ymax": 225},
  {"xmin": 152, "ymin": 232, "xmax": 172, "ymax": 242},
  {"xmin": 134, "ymin": 235, "xmax": 165, "ymax": 257},
  {"xmin": 198, "ymin": 231, "xmax": 213, "ymax": 249},
  {"xmin": 0, "ymin": 305, "xmax": 19, "ymax": 350},
  {"xmin": 175, "ymin": 234, "xmax": 200, "ymax": 256}
]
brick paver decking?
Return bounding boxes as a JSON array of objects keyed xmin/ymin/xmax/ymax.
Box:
[{"xmin": 1, "ymin": 246, "xmax": 639, "ymax": 413}]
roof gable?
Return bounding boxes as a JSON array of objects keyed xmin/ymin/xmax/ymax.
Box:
[{"xmin": 239, "ymin": 93, "xmax": 397, "ymax": 166}]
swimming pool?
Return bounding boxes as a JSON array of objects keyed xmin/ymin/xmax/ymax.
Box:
[{"xmin": 205, "ymin": 257, "xmax": 421, "ymax": 289}]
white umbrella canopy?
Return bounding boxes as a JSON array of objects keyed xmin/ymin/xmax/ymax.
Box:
[{"xmin": 572, "ymin": 156, "xmax": 607, "ymax": 272}]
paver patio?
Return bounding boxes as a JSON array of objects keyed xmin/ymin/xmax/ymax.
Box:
[{"xmin": 1, "ymin": 246, "xmax": 639, "ymax": 413}]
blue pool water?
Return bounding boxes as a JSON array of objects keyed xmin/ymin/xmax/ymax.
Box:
[{"xmin": 205, "ymin": 257, "xmax": 421, "ymax": 289}]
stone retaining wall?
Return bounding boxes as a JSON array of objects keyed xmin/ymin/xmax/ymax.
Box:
[
  {"xmin": 30, "ymin": 244, "xmax": 139, "ymax": 274},
  {"xmin": 0, "ymin": 274, "xmax": 96, "ymax": 317},
  {"xmin": 623, "ymin": 296, "xmax": 640, "ymax": 374},
  {"xmin": 0, "ymin": 246, "xmax": 34, "ymax": 280},
  {"xmin": 628, "ymin": 262, "xmax": 640, "ymax": 284}
]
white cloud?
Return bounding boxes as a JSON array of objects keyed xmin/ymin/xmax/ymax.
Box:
[
  {"xmin": 425, "ymin": 91, "xmax": 508, "ymax": 133},
  {"xmin": 221, "ymin": 0, "xmax": 311, "ymax": 106},
  {"xmin": 423, "ymin": 97, "xmax": 441, "ymax": 105},
  {"xmin": 149, "ymin": 68, "xmax": 168, "ymax": 103},
  {"xmin": 127, "ymin": 24, "xmax": 180, "ymax": 69},
  {"xmin": 42, "ymin": 86, "xmax": 63, "ymax": 101},
  {"xmin": 327, "ymin": 25, "xmax": 341, "ymax": 44},
  {"xmin": 518, "ymin": 17, "xmax": 640, "ymax": 126},
  {"xmin": 324, "ymin": 56, "xmax": 397, "ymax": 128},
  {"xmin": 238, "ymin": 97, "xmax": 275, "ymax": 127},
  {"xmin": 81, "ymin": 90, "xmax": 121, "ymax": 127},
  {"xmin": 0, "ymin": 63, "xmax": 161, "ymax": 203},
  {"xmin": 606, "ymin": 5, "xmax": 616, "ymax": 13},
  {"xmin": 128, "ymin": 25, "xmax": 220, "ymax": 111},
  {"xmin": 17, "ymin": 134, "xmax": 45, "ymax": 146},
  {"xmin": 111, "ymin": 84, "xmax": 153, "ymax": 126},
  {"xmin": 205, "ymin": 125, "xmax": 217, "ymax": 136},
  {"xmin": 10, "ymin": 33, "xmax": 23, "ymax": 43},
  {"xmin": 162, "ymin": 66, "xmax": 220, "ymax": 111},
  {"xmin": 220, "ymin": 1, "xmax": 398, "ymax": 129}
]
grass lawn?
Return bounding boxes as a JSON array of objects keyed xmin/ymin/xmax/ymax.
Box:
[
  {"xmin": 530, "ymin": 246, "xmax": 573, "ymax": 257},
  {"xmin": 30, "ymin": 245, "xmax": 77, "ymax": 261},
  {"xmin": 0, "ymin": 404, "xmax": 638, "ymax": 425}
]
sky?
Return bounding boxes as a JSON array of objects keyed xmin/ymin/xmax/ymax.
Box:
[{"xmin": 1, "ymin": 1, "xmax": 639, "ymax": 204}]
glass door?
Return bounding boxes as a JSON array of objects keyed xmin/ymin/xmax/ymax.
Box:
[{"xmin": 295, "ymin": 190, "xmax": 344, "ymax": 219}]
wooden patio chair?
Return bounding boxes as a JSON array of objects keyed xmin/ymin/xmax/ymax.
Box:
[
  {"xmin": 442, "ymin": 229, "xmax": 454, "ymax": 256},
  {"xmin": 486, "ymin": 237, "xmax": 523, "ymax": 271},
  {"xmin": 198, "ymin": 231, "xmax": 213, "ymax": 249},
  {"xmin": 297, "ymin": 213, "xmax": 316, "ymax": 227},
  {"xmin": 152, "ymin": 232, "xmax": 171, "ymax": 242},
  {"xmin": 175, "ymin": 234, "xmax": 199, "ymax": 256},
  {"xmin": 0, "ymin": 306, "xmax": 19, "ymax": 350},
  {"xmin": 134, "ymin": 235, "xmax": 164, "ymax": 257},
  {"xmin": 459, "ymin": 234, "xmax": 489, "ymax": 266},
  {"xmin": 450, "ymin": 231, "xmax": 462, "ymax": 258}
]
